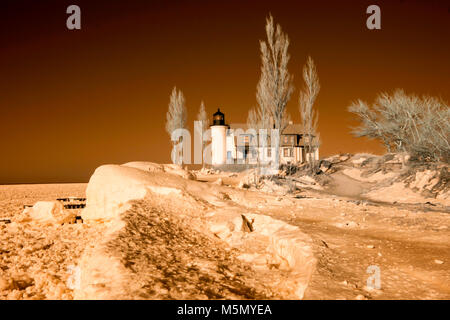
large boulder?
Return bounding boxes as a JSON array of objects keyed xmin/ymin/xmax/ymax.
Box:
[{"xmin": 319, "ymin": 160, "xmax": 332, "ymax": 173}]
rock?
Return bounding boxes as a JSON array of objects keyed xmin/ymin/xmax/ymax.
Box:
[
  {"xmin": 219, "ymin": 192, "xmax": 231, "ymax": 201},
  {"xmin": 26, "ymin": 201, "xmax": 76, "ymax": 225},
  {"xmin": 335, "ymin": 221, "xmax": 359, "ymax": 229},
  {"xmin": 200, "ymin": 167, "xmax": 212, "ymax": 175},
  {"xmin": 434, "ymin": 260, "xmax": 444, "ymax": 264},
  {"xmin": 214, "ymin": 178, "xmax": 223, "ymax": 185},
  {"xmin": 367, "ymin": 245, "xmax": 375, "ymax": 249},
  {"xmin": 319, "ymin": 160, "xmax": 332, "ymax": 173},
  {"xmin": 260, "ymin": 179, "xmax": 289, "ymax": 195},
  {"xmin": 185, "ymin": 171, "xmax": 197, "ymax": 180},
  {"xmin": 238, "ymin": 181, "xmax": 250, "ymax": 189},
  {"xmin": 355, "ymin": 294, "xmax": 368, "ymax": 300}
]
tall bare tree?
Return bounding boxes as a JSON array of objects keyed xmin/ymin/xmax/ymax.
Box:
[
  {"xmin": 299, "ymin": 56, "xmax": 320, "ymax": 170},
  {"xmin": 256, "ymin": 14, "xmax": 294, "ymax": 166},
  {"xmin": 246, "ymin": 107, "xmax": 260, "ymax": 168},
  {"xmin": 197, "ymin": 101, "xmax": 209, "ymax": 167},
  {"xmin": 247, "ymin": 108, "xmax": 259, "ymax": 132},
  {"xmin": 166, "ymin": 87, "xmax": 187, "ymax": 164}
]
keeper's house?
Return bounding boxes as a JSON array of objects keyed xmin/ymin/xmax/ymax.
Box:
[{"xmin": 210, "ymin": 108, "xmax": 319, "ymax": 166}]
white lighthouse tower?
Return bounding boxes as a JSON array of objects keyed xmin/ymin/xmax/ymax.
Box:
[{"xmin": 211, "ymin": 108, "xmax": 228, "ymax": 166}]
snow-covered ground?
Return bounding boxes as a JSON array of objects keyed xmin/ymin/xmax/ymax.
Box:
[
  {"xmin": 75, "ymin": 164, "xmax": 315, "ymax": 299},
  {"xmin": 0, "ymin": 184, "xmax": 91, "ymax": 299},
  {"xmin": 0, "ymin": 157, "xmax": 449, "ymax": 300}
]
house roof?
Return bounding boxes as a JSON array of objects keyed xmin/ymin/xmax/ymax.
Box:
[
  {"xmin": 282, "ymin": 124, "xmax": 304, "ymax": 135},
  {"xmin": 228, "ymin": 123, "xmax": 249, "ymax": 130}
]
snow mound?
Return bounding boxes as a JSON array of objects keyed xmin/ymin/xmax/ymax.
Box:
[
  {"xmin": 319, "ymin": 153, "xmax": 448, "ymax": 205},
  {"xmin": 24, "ymin": 201, "xmax": 76, "ymax": 225},
  {"xmin": 207, "ymin": 211, "xmax": 316, "ymax": 299},
  {"xmin": 363, "ymin": 166, "xmax": 449, "ymax": 205},
  {"xmin": 82, "ymin": 165, "xmax": 197, "ymax": 222},
  {"xmin": 259, "ymin": 180, "xmax": 289, "ymax": 195},
  {"xmin": 410, "ymin": 169, "xmax": 440, "ymax": 191},
  {"xmin": 343, "ymin": 168, "xmax": 397, "ymax": 183},
  {"xmin": 77, "ymin": 164, "xmax": 316, "ymax": 299},
  {"xmin": 122, "ymin": 161, "xmax": 165, "ymax": 173},
  {"xmin": 123, "ymin": 161, "xmax": 196, "ymax": 180},
  {"xmin": 252, "ymin": 214, "xmax": 316, "ymax": 299}
]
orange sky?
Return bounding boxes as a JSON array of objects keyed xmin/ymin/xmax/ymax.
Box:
[{"xmin": 0, "ymin": 0, "xmax": 449, "ymax": 184}]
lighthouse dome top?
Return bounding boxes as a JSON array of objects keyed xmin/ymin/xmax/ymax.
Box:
[{"xmin": 212, "ymin": 108, "xmax": 225, "ymax": 126}]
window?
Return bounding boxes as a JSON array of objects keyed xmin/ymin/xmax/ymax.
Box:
[
  {"xmin": 303, "ymin": 135, "xmax": 310, "ymax": 144},
  {"xmin": 267, "ymin": 148, "xmax": 272, "ymax": 157},
  {"xmin": 227, "ymin": 151, "xmax": 232, "ymax": 159},
  {"xmin": 284, "ymin": 148, "xmax": 293, "ymax": 157},
  {"xmin": 284, "ymin": 136, "xmax": 288, "ymax": 143},
  {"xmin": 291, "ymin": 136, "xmax": 295, "ymax": 144}
]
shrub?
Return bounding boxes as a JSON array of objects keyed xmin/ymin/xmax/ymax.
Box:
[{"xmin": 348, "ymin": 89, "xmax": 449, "ymax": 163}]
